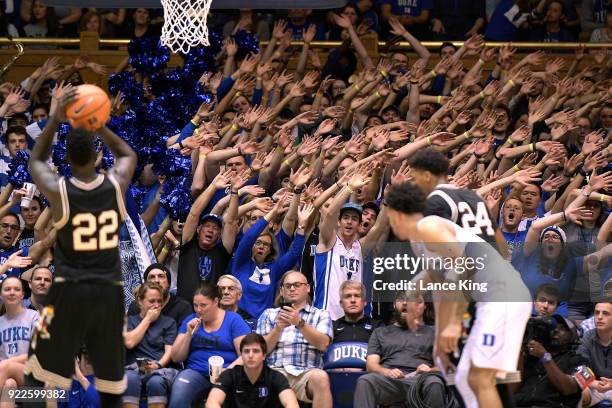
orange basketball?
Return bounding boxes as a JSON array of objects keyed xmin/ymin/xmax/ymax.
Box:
[{"xmin": 65, "ymin": 84, "xmax": 111, "ymax": 131}]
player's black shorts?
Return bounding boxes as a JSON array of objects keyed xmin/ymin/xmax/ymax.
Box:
[{"xmin": 25, "ymin": 280, "xmax": 126, "ymax": 394}]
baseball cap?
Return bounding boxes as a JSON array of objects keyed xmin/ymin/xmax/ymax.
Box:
[
  {"xmin": 362, "ymin": 201, "xmax": 380, "ymax": 216},
  {"xmin": 200, "ymin": 213, "xmax": 223, "ymax": 228},
  {"xmin": 340, "ymin": 202, "xmax": 363, "ymax": 218},
  {"xmin": 552, "ymin": 314, "xmax": 580, "ymax": 338}
]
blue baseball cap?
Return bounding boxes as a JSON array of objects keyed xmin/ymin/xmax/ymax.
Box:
[
  {"xmin": 340, "ymin": 202, "xmax": 363, "ymax": 218},
  {"xmin": 200, "ymin": 213, "xmax": 223, "ymax": 228}
]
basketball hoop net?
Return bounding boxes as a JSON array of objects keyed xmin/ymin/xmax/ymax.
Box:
[{"xmin": 160, "ymin": 0, "xmax": 212, "ymax": 54}]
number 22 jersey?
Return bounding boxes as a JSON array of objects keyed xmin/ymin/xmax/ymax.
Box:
[{"xmin": 53, "ymin": 174, "xmax": 126, "ymax": 282}]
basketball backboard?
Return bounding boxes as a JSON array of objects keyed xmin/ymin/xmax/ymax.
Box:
[{"xmin": 43, "ymin": 0, "xmax": 347, "ymax": 8}]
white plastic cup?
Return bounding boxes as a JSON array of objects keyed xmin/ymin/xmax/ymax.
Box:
[
  {"xmin": 20, "ymin": 183, "xmax": 35, "ymax": 209},
  {"xmin": 208, "ymin": 356, "xmax": 224, "ymax": 384}
]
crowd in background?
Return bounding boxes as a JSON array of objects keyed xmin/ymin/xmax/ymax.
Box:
[
  {"xmin": 0, "ymin": 0, "xmax": 611, "ymax": 407},
  {"xmin": 0, "ymin": 0, "xmax": 612, "ymax": 43}
]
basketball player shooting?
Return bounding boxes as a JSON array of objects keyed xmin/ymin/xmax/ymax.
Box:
[
  {"xmin": 384, "ymin": 182, "xmax": 532, "ymax": 408},
  {"xmin": 23, "ymin": 82, "xmax": 136, "ymax": 407}
]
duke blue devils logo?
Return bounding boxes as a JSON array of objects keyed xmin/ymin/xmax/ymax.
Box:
[
  {"xmin": 482, "ymin": 334, "xmax": 495, "ymax": 346},
  {"xmin": 258, "ymin": 387, "xmax": 268, "ymax": 397}
]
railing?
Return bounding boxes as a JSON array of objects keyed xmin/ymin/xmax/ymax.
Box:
[{"xmin": 1, "ymin": 37, "xmax": 611, "ymax": 50}]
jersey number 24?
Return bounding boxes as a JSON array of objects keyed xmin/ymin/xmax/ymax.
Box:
[
  {"xmin": 458, "ymin": 202, "xmax": 494, "ymax": 236},
  {"xmin": 72, "ymin": 210, "xmax": 119, "ymax": 251}
]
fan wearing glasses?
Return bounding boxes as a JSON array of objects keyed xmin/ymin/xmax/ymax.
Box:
[
  {"xmin": 231, "ymin": 198, "xmax": 313, "ymax": 319},
  {"xmin": 256, "ymin": 270, "xmax": 333, "ymax": 408},
  {"xmin": 0, "ymin": 212, "xmax": 55, "ymax": 282}
]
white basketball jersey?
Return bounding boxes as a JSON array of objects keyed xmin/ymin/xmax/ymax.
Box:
[{"xmin": 314, "ymin": 236, "xmax": 363, "ymax": 321}]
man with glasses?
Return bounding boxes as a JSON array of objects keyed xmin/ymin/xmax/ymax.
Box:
[
  {"xmin": 217, "ymin": 274, "xmax": 255, "ymax": 329},
  {"xmin": 0, "ymin": 213, "xmax": 53, "ymax": 282},
  {"xmin": 0, "ymin": 213, "xmax": 23, "ymax": 277},
  {"xmin": 257, "ymin": 270, "xmax": 334, "ymax": 408}
]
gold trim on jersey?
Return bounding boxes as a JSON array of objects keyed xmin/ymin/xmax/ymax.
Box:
[
  {"xmin": 69, "ymin": 174, "xmax": 104, "ymax": 191},
  {"xmin": 52, "ymin": 177, "xmax": 70, "ymax": 230},
  {"xmin": 24, "ymin": 355, "xmax": 73, "ymax": 390},
  {"xmin": 107, "ymin": 174, "xmax": 127, "ymax": 222},
  {"xmin": 94, "ymin": 375, "xmax": 128, "ymax": 394}
]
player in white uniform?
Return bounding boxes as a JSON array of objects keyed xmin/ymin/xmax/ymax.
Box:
[
  {"xmin": 385, "ymin": 182, "xmax": 532, "ymax": 408},
  {"xmin": 314, "ymin": 171, "xmax": 388, "ymax": 320}
]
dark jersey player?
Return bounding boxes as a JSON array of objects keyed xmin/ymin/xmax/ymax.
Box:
[
  {"xmin": 408, "ymin": 148, "xmax": 508, "ymax": 256},
  {"xmin": 24, "ymin": 83, "xmax": 137, "ymax": 408}
]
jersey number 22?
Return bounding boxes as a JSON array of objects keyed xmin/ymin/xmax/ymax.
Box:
[{"xmin": 72, "ymin": 210, "xmax": 119, "ymax": 251}]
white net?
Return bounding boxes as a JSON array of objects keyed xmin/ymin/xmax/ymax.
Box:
[{"xmin": 160, "ymin": 0, "xmax": 212, "ymax": 54}]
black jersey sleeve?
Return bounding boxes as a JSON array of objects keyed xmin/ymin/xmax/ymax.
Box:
[{"xmin": 424, "ymin": 194, "xmax": 453, "ymax": 220}]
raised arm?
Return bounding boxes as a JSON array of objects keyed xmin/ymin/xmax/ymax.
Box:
[
  {"xmin": 182, "ymin": 170, "xmax": 231, "ymax": 244},
  {"xmin": 29, "ymin": 83, "xmax": 75, "ymax": 221}
]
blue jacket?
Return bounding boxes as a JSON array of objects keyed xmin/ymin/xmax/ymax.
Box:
[{"xmin": 232, "ymin": 217, "xmax": 305, "ymax": 317}]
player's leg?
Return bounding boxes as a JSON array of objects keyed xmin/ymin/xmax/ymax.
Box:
[
  {"xmin": 468, "ymin": 365, "xmax": 502, "ymax": 408},
  {"xmin": 83, "ymin": 284, "xmax": 126, "ymax": 408},
  {"xmin": 23, "ymin": 282, "xmax": 85, "ymax": 408}
]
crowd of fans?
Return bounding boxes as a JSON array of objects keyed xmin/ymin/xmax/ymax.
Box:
[
  {"xmin": 0, "ymin": 0, "xmax": 611, "ymax": 407},
  {"xmin": 0, "ymin": 1, "xmax": 612, "ymax": 42}
]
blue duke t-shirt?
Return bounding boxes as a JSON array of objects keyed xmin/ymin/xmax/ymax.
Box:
[
  {"xmin": 179, "ymin": 311, "xmax": 250, "ymax": 376},
  {"xmin": 382, "ymin": 0, "xmax": 433, "ymax": 16}
]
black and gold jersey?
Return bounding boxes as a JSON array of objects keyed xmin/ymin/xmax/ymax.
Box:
[{"xmin": 53, "ymin": 174, "xmax": 126, "ymax": 282}]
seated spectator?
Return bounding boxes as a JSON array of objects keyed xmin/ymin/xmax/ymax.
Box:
[
  {"xmin": 380, "ymin": 0, "xmax": 433, "ymax": 39},
  {"xmin": 78, "ymin": 10, "xmax": 105, "ymax": 37},
  {"xmin": 590, "ymin": 9, "xmax": 612, "ymax": 42},
  {"xmin": 529, "ymin": 0, "xmax": 577, "ymax": 42},
  {"xmin": 582, "ymin": 1, "xmax": 609, "ymax": 36},
  {"xmin": 514, "ymin": 315, "xmax": 587, "ymax": 407},
  {"xmin": 205, "ymin": 333, "xmax": 300, "ymax": 408},
  {"xmin": 431, "ymin": 0, "xmax": 485, "ymax": 39},
  {"xmin": 232, "ymin": 198, "xmax": 309, "ymax": 318},
  {"xmin": 129, "ymin": 8, "xmax": 161, "ymax": 39},
  {"xmin": 284, "ymin": 10, "xmax": 325, "ymax": 41},
  {"xmin": 127, "ymin": 263, "xmax": 192, "ymax": 329},
  {"xmin": 533, "ymin": 284, "xmax": 562, "ymax": 318},
  {"xmin": 0, "ymin": 277, "xmax": 39, "ymax": 394},
  {"xmin": 577, "ymin": 301, "xmax": 612, "ymax": 407},
  {"xmin": 222, "ymin": 9, "xmax": 270, "ymax": 40},
  {"xmin": 353, "ymin": 292, "xmax": 448, "ymax": 408},
  {"xmin": 168, "ymin": 283, "xmax": 250, "ymax": 408},
  {"xmin": 257, "ymin": 271, "xmax": 333, "ymax": 408},
  {"xmin": 123, "ymin": 282, "xmax": 177, "ymax": 408},
  {"xmin": 23, "ymin": 0, "xmax": 58, "ymax": 38},
  {"xmin": 216, "ymin": 274, "xmax": 254, "ymax": 326},
  {"xmin": 22, "ymin": 264, "xmax": 52, "ymax": 312},
  {"xmin": 333, "ymin": 281, "xmax": 383, "ymax": 344}
]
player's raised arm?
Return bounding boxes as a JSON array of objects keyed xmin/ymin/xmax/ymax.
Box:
[
  {"xmin": 29, "ymin": 82, "xmax": 77, "ymax": 215},
  {"xmin": 97, "ymin": 125, "xmax": 137, "ymax": 194}
]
